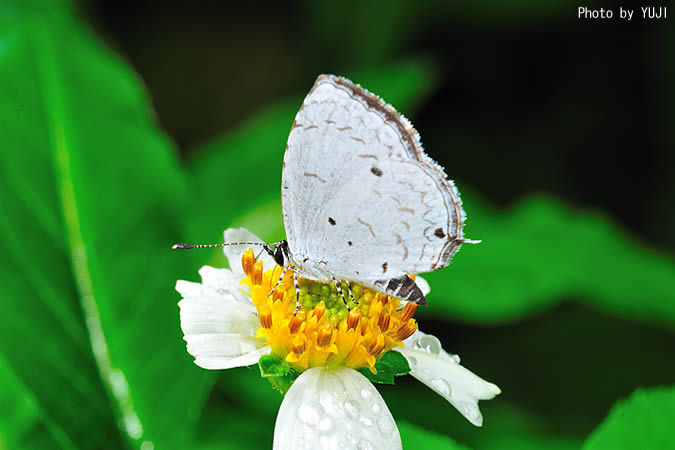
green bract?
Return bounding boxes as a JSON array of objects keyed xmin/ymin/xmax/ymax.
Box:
[{"xmin": 358, "ymin": 351, "xmax": 412, "ymax": 385}]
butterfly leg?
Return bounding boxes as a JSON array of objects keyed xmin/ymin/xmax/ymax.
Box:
[
  {"xmin": 292, "ymin": 268, "xmax": 301, "ymax": 315},
  {"xmin": 333, "ymin": 278, "xmax": 356, "ymax": 309},
  {"xmin": 267, "ymin": 265, "xmax": 290, "ymax": 298}
]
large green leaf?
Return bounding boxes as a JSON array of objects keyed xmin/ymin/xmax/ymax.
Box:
[
  {"xmin": 583, "ymin": 386, "xmax": 675, "ymax": 449},
  {"xmin": 0, "ymin": 1, "xmax": 212, "ymax": 448},
  {"xmin": 0, "ymin": 355, "xmax": 73, "ymax": 450},
  {"xmin": 423, "ymin": 192, "xmax": 675, "ymax": 326}
]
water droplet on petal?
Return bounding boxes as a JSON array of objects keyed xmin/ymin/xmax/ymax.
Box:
[
  {"xmin": 319, "ymin": 418, "xmax": 333, "ymax": 434},
  {"xmin": 357, "ymin": 439, "xmax": 374, "ymax": 450},
  {"xmin": 216, "ymin": 288, "xmax": 226, "ymax": 295},
  {"xmin": 344, "ymin": 399, "xmax": 360, "ymax": 420},
  {"xmin": 360, "ymin": 388, "xmax": 374, "ymax": 401},
  {"xmin": 416, "ymin": 334, "xmax": 442, "ymax": 355},
  {"xmin": 298, "ymin": 401, "xmax": 322, "ymax": 426},
  {"xmin": 377, "ymin": 415, "xmax": 395, "ymax": 434},
  {"xmin": 360, "ymin": 415, "xmax": 373, "ymax": 427},
  {"xmin": 371, "ymin": 403, "xmax": 381, "ymax": 415},
  {"xmin": 320, "ymin": 391, "xmax": 339, "ymax": 412},
  {"xmin": 429, "ymin": 378, "xmax": 451, "ymax": 397}
]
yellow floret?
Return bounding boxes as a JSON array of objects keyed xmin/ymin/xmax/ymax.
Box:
[{"xmin": 239, "ymin": 249, "xmax": 418, "ymax": 373}]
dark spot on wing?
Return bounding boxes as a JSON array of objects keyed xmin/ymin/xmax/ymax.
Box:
[
  {"xmin": 328, "ymin": 217, "xmax": 336, "ymax": 225},
  {"xmin": 382, "ymin": 262, "xmax": 388, "ymax": 273},
  {"xmin": 370, "ymin": 166, "xmax": 383, "ymax": 177},
  {"xmin": 383, "ymin": 275, "xmax": 426, "ymax": 305},
  {"xmin": 434, "ymin": 228, "xmax": 446, "ymax": 239},
  {"xmin": 347, "ymin": 241, "xmax": 353, "ymax": 246}
]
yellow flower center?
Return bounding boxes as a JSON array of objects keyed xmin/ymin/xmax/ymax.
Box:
[{"xmin": 240, "ymin": 249, "xmax": 418, "ymax": 373}]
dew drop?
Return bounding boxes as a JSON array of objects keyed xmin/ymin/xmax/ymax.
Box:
[
  {"xmin": 216, "ymin": 288, "xmax": 226, "ymax": 295},
  {"xmin": 360, "ymin": 388, "xmax": 374, "ymax": 401},
  {"xmin": 371, "ymin": 403, "xmax": 381, "ymax": 416},
  {"xmin": 429, "ymin": 378, "xmax": 451, "ymax": 397},
  {"xmin": 319, "ymin": 418, "xmax": 333, "ymax": 434},
  {"xmin": 344, "ymin": 399, "xmax": 360, "ymax": 420},
  {"xmin": 377, "ymin": 416, "xmax": 395, "ymax": 434},
  {"xmin": 298, "ymin": 401, "xmax": 322, "ymax": 426},
  {"xmin": 357, "ymin": 439, "xmax": 374, "ymax": 450},
  {"xmin": 320, "ymin": 391, "xmax": 339, "ymax": 412},
  {"xmin": 360, "ymin": 415, "xmax": 373, "ymax": 427},
  {"xmin": 416, "ymin": 334, "xmax": 442, "ymax": 355}
]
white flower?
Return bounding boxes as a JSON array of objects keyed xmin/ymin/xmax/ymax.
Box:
[{"xmin": 176, "ymin": 228, "xmax": 500, "ymax": 449}]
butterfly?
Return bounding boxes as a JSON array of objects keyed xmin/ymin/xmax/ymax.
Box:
[{"xmin": 175, "ymin": 75, "xmax": 478, "ymax": 309}]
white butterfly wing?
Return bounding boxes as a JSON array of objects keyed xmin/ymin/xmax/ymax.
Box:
[{"xmin": 281, "ymin": 75, "xmax": 468, "ymax": 300}]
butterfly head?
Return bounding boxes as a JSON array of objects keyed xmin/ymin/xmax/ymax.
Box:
[{"xmin": 264, "ymin": 240, "xmax": 290, "ymax": 267}]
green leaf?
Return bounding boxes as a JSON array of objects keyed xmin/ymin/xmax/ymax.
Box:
[
  {"xmin": 398, "ymin": 420, "xmax": 470, "ymax": 450},
  {"xmin": 0, "ymin": 1, "xmax": 213, "ymax": 448},
  {"xmin": 358, "ymin": 350, "xmax": 411, "ymax": 385},
  {"xmin": 423, "ymin": 192, "xmax": 675, "ymax": 327},
  {"xmin": 583, "ymin": 386, "xmax": 675, "ymax": 450},
  {"xmin": 0, "ymin": 355, "xmax": 74, "ymax": 450},
  {"xmin": 258, "ymin": 354, "xmax": 300, "ymax": 395}
]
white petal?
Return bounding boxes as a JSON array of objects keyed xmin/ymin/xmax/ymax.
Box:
[
  {"xmin": 273, "ymin": 368, "xmax": 401, "ymax": 450},
  {"xmin": 175, "ymin": 279, "xmax": 203, "ymax": 297},
  {"xmin": 177, "ymin": 273, "xmax": 267, "ymax": 370},
  {"xmin": 195, "ymin": 346, "xmax": 271, "ymax": 370},
  {"xmin": 185, "ymin": 332, "xmax": 270, "ymax": 369},
  {"xmin": 223, "ymin": 228, "xmax": 277, "ymax": 278},
  {"xmin": 178, "ymin": 295, "xmax": 258, "ymax": 336},
  {"xmin": 198, "ymin": 265, "xmax": 253, "ymax": 306},
  {"xmin": 396, "ymin": 330, "xmax": 500, "ymax": 427}
]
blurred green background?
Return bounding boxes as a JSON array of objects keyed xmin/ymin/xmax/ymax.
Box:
[{"xmin": 1, "ymin": 0, "xmax": 673, "ymax": 449}]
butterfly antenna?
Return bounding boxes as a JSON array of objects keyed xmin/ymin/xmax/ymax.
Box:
[{"xmin": 171, "ymin": 241, "xmax": 266, "ymax": 250}]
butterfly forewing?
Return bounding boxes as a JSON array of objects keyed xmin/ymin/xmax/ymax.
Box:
[{"xmin": 281, "ymin": 75, "xmax": 467, "ymax": 297}]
